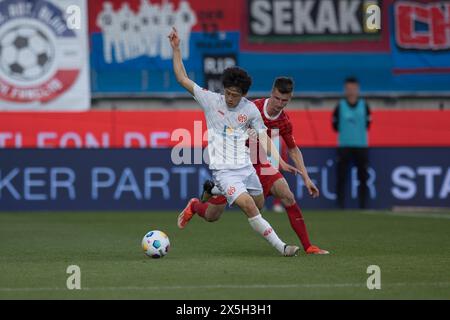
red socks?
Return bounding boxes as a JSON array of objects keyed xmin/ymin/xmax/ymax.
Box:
[
  {"xmin": 191, "ymin": 200, "xmax": 312, "ymax": 251},
  {"xmin": 285, "ymin": 203, "xmax": 312, "ymax": 251},
  {"xmin": 192, "ymin": 201, "xmax": 208, "ymax": 218}
]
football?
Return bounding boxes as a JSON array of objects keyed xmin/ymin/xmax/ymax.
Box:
[{"xmin": 141, "ymin": 230, "xmax": 170, "ymax": 259}]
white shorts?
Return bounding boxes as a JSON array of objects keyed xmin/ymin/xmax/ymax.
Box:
[{"xmin": 212, "ymin": 165, "xmax": 263, "ymax": 205}]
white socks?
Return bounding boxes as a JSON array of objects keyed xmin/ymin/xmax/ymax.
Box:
[{"xmin": 248, "ymin": 214, "xmax": 286, "ymax": 254}]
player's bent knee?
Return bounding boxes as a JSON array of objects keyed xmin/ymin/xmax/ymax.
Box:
[
  {"xmin": 235, "ymin": 194, "xmax": 260, "ymax": 217},
  {"xmin": 205, "ymin": 215, "xmax": 220, "ymax": 222},
  {"xmin": 205, "ymin": 210, "xmax": 222, "ymax": 222},
  {"xmin": 239, "ymin": 200, "xmax": 255, "ymax": 213},
  {"xmin": 205, "ymin": 205, "xmax": 225, "ymax": 222},
  {"xmin": 256, "ymin": 201, "xmax": 264, "ymax": 211},
  {"xmin": 253, "ymin": 195, "xmax": 265, "ymax": 210},
  {"xmin": 280, "ymin": 191, "xmax": 296, "ymax": 207}
]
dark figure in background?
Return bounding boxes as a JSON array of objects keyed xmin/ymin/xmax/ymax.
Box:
[{"xmin": 332, "ymin": 77, "xmax": 372, "ymax": 209}]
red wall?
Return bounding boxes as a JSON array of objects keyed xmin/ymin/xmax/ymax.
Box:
[{"xmin": 1, "ymin": 110, "xmax": 449, "ymax": 148}]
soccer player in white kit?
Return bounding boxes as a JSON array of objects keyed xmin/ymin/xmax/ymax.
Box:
[{"xmin": 169, "ymin": 27, "xmax": 300, "ymax": 256}]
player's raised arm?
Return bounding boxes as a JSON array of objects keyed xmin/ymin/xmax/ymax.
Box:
[{"xmin": 169, "ymin": 27, "xmax": 194, "ymax": 95}]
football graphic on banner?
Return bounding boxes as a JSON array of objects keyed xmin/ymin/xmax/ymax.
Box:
[{"xmin": 0, "ymin": 0, "xmax": 90, "ymax": 110}]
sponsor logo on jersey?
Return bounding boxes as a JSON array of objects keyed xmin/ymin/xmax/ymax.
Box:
[{"xmin": 224, "ymin": 125, "xmax": 235, "ymax": 135}]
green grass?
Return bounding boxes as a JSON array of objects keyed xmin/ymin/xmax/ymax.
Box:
[{"xmin": 1, "ymin": 210, "xmax": 450, "ymax": 299}]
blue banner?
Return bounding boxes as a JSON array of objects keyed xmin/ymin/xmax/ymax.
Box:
[
  {"xmin": 88, "ymin": 0, "xmax": 450, "ymax": 96},
  {"xmin": 1, "ymin": 148, "xmax": 449, "ymax": 211}
]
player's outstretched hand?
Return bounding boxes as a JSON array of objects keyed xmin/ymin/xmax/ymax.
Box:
[
  {"xmin": 168, "ymin": 27, "xmax": 180, "ymax": 49},
  {"xmin": 305, "ymin": 178, "xmax": 320, "ymax": 198},
  {"xmin": 279, "ymin": 160, "xmax": 302, "ymax": 175}
]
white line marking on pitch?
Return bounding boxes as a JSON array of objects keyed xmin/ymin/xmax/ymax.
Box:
[{"xmin": 1, "ymin": 282, "xmax": 449, "ymax": 292}]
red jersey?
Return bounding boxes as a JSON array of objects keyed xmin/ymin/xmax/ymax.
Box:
[{"xmin": 252, "ymin": 98, "xmax": 297, "ymax": 165}]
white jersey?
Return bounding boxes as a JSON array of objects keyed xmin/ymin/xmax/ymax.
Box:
[{"xmin": 193, "ymin": 84, "xmax": 267, "ymax": 170}]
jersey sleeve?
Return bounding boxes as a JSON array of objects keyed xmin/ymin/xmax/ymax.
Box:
[
  {"xmin": 192, "ymin": 83, "xmax": 219, "ymax": 111},
  {"xmin": 249, "ymin": 105, "xmax": 267, "ymax": 132},
  {"xmin": 281, "ymin": 122, "xmax": 297, "ymax": 149}
]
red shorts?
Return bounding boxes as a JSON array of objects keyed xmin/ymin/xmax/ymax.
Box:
[{"xmin": 208, "ymin": 163, "xmax": 284, "ymax": 205}]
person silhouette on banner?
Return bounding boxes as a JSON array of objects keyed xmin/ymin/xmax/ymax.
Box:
[
  {"xmin": 175, "ymin": 0, "xmax": 197, "ymax": 59},
  {"xmin": 160, "ymin": 1, "xmax": 176, "ymax": 60},
  {"xmin": 97, "ymin": 2, "xmax": 122, "ymax": 63},
  {"xmin": 117, "ymin": 3, "xmax": 133, "ymax": 60},
  {"xmin": 139, "ymin": 0, "xmax": 160, "ymax": 57}
]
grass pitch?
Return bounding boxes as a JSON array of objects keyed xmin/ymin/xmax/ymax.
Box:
[{"xmin": 0, "ymin": 209, "xmax": 449, "ymax": 299}]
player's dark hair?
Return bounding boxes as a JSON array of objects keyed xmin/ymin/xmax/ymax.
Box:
[
  {"xmin": 345, "ymin": 77, "xmax": 359, "ymax": 84},
  {"xmin": 222, "ymin": 67, "xmax": 252, "ymax": 95},
  {"xmin": 273, "ymin": 77, "xmax": 294, "ymax": 94}
]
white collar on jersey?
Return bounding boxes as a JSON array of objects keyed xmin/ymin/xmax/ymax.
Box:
[{"xmin": 263, "ymin": 98, "xmax": 282, "ymax": 120}]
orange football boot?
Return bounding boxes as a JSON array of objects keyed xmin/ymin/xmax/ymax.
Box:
[
  {"xmin": 177, "ymin": 198, "xmax": 199, "ymax": 229},
  {"xmin": 306, "ymin": 245, "xmax": 330, "ymax": 255}
]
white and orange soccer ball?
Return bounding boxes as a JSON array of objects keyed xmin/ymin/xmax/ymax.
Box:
[{"xmin": 141, "ymin": 230, "xmax": 170, "ymax": 259}]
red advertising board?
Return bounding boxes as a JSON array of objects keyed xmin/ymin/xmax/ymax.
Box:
[{"xmin": 1, "ymin": 110, "xmax": 449, "ymax": 148}]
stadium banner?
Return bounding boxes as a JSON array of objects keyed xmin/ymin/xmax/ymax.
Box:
[
  {"xmin": 390, "ymin": 1, "xmax": 450, "ymax": 90},
  {"xmin": 0, "ymin": 0, "xmax": 91, "ymax": 110},
  {"xmin": 1, "ymin": 110, "xmax": 450, "ymax": 148},
  {"xmin": 244, "ymin": 0, "xmax": 450, "ymax": 94},
  {"xmin": 0, "ymin": 148, "xmax": 449, "ymax": 211},
  {"xmin": 243, "ymin": 0, "xmax": 390, "ymax": 52},
  {"xmin": 89, "ymin": 0, "xmax": 239, "ymax": 94},
  {"xmin": 88, "ymin": 0, "xmax": 450, "ymax": 95},
  {"xmin": 203, "ymin": 54, "xmax": 238, "ymax": 93}
]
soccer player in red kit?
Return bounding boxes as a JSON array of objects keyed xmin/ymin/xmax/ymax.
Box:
[{"xmin": 178, "ymin": 77, "xmax": 329, "ymax": 255}]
